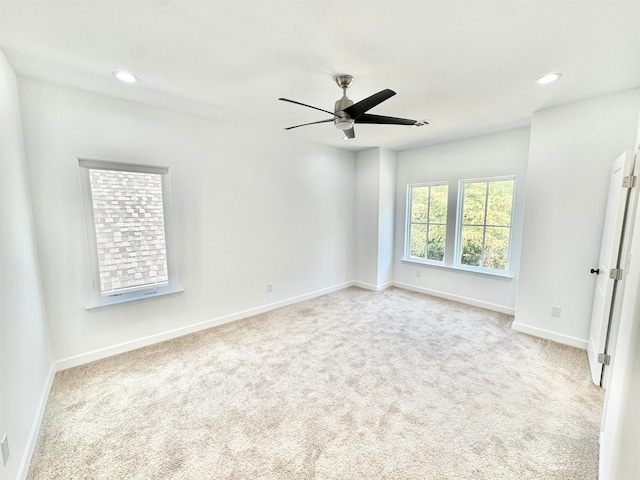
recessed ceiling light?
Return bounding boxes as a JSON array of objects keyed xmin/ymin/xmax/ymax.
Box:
[
  {"xmin": 535, "ymin": 72, "xmax": 562, "ymax": 85},
  {"xmin": 112, "ymin": 71, "xmax": 139, "ymax": 83}
]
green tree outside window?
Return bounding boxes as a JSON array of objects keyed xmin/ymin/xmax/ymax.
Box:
[
  {"xmin": 407, "ymin": 184, "xmax": 448, "ymax": 262},
  {"xmin": 459, "ymin": 179, "xmax": 514, "ymax": 271}
]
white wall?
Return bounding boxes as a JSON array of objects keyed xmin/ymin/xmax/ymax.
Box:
[
  {"xmin": 515, "ymin": 89, "xmax": 640, "ymax": 348},
  {"xmin": 0, "ymin": 52, "xmax": 54, "ymax": 480},
  {"xmin": 354, "ymin": 148, "xmax": 397, "ymax": 290},
  {"xmin": 17, "ymin": 77, "xmax": 355, "ymax": 366},
  {"xmin": 393, "ymin": 127, "xmax": 530, "ymax": 314},
  {"xmin": 354, "ymin": 149, "xmax": 381, "ymax": 288},
  {"xmin": 377, "ymin": 149, "xmax": 396, "ymax": 287}
]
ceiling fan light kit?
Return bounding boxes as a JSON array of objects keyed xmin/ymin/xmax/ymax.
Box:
[{"xmin": 279, "ymin": 74, "xmax": 427, "ymax": 140}]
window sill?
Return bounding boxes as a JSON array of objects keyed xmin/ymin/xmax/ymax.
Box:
[
  {"xmin": 85, "ymin": 288, "xmax": 184, "ymax": 312},
  {"xmin": 401, "ymin": 259, "xmax": 513, "ymax": 279}
]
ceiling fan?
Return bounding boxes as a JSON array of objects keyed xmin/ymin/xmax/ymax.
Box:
[{"xmin": 279, "ymin": 75, "xmax": 428, "ymax": 139}]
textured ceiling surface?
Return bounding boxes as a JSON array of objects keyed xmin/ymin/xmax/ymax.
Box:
[{"xmin": 1, "ymin": 1, "xmax": 640, "ymax": 151}]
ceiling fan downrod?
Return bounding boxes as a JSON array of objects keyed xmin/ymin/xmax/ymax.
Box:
[{"xmin": 334, "ymin": 75, "xmax": 355, "ymax": 130}]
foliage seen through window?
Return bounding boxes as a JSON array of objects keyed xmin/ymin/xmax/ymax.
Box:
[
  {"xmin": 408, "ymin": 184, "xmax": 448, "ymax": 262},
  {"xmin": 459, "ymin": 179, "xmax": 514, "ymax": 271}
]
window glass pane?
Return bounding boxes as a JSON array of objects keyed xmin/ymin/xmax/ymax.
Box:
[
  {"xmin": 427, "ymin": 224, "xmax": 446, "ymax": 261},
  {"xmin": 410, "ymin": 223, "xmax": 427, "ymax": 258},
  {"xmin": 484, "ymin": 226, "xmax": 510, "ymax": 271},
  {"xmin": 486, "ymin": 180, "xmax": 514, "ymax": 226},
  {"xmin": 460, "ymin": 225, "xmax": 483, "ymax": 266},
  {"xmin": 411, "ymin": 186, "xmax": 429, "ymax": 222},
  {"xmin": 429, "ymin": 185, "xmax": 448, "ymax": 224},
  {"xmin": 89, "ymin": 169, "xmax": 169, "ymax": 294},
  {"xmin": 462, "ymin": 182, "xmax": 487, "ymax": 225}
]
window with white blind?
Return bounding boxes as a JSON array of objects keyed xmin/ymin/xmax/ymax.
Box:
[{"xmin": 79, "ymin": 159, "xmax": 181, "ymax": 309}]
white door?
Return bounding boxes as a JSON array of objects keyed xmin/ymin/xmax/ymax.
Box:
[{"xmin": 587, "ymin": 151, "xmax": 635, "ymax": 386}]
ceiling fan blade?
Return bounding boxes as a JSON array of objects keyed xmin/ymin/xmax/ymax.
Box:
[
  {"xmin": 342, "ymin": 89, "xmax": 396, "ymax": 119},
  {"xmin": 355, "ymin": 113, "xmax": 418, "ymax": 126},
  {"xmin": 284, "ymin": 118, "xmax": 334, "ymax": 130},
  {"xmin": 343, "ymin": 127, "xmax": 355, "ymax": 139},
  {"xmin": 279, "ymin": 98, "xmax": 338, "ymax": 118}
]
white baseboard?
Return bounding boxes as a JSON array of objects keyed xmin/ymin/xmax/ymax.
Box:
[
  {"xmin": 353, "ymin": 281, "xmax": 393, "ymax": 292},
  {"xmin": 55, "ymin": 281, "xmax": 355, "ymax": 371},
  {"xmin": 17, "ymin": 361, "xmax": 56, "ymax": 480},
  {"xmin": 511, "ymin": 321, "xmax": 588, "ymax": 350},
  {"xmin": 392, "ymin": 281, "xmax": 515, "ymax": 315}
]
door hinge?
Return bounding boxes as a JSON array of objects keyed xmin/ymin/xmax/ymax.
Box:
[
  {"xmin": 598, "ymin": 353, "xmax": 611, "ymax": 366},
  {"xmin": 609, "ymin": 268, "xmax": 624, "ymax": 280},
  {"xmin": 623, "ymin": 175, "xmax": 637, "ymax": 188}
]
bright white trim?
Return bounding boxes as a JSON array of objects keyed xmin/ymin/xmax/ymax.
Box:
[
  {"xmin": 402, "ymin": 257, "xmax": 445, "ymax": 268},
  {"xmin": 599, "ymin": 431, "xmax": 607, "ymax": 480},
  {"xmin": 78, "ymin": 158, "xmax": 167, "ymax": 175},
  {"xmin": 392, "ymin": 281, "xmax": 515, "ymax": 315},
  {"xmin": 511, "ymin": 321, "xmax": 588, "ymax": 350},
  {"xmin": 400, "ymin": 259, "xmax": 514, "ymax": 279},
  {"xmin": 85, "ymin": 288, "xmax": 184, "ymax": 311},
  {"xmin": 17, "ymin": 362, "xmax": 56, "ymax": 480},
  {"xmin": 56, "ymin": 281, "xmax": 355, "ymax": 371},
  {"xmin": 353, "ymin": 281, "xmax": 393, "ymax": 292}
]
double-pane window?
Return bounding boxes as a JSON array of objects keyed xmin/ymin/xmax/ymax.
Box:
[{"xmin": 405, "ymin": 176, "xmax": 516, "ymax": 275}]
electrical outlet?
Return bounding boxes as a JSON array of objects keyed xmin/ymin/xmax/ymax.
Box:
[
  {"xmin": 1, "ymin": 434, "xmax": 9, "ymax": 466},
  {"xmin": 551, "ymin": 305, "xmax": 562, "ymax": 317},
  {"xmin": 416, "ymin": 270, "xmax": 421, "ymax": 278},
  {"xmin": 266, "ymin": 283, "xmax": 273, "ymax": 293}
]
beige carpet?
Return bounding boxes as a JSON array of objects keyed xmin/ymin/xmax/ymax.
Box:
[{"xmin": 28, "ymin": 287, "xmax": 603, "ymax": 479}]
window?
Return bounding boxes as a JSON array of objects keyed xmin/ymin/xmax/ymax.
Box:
[
  {"xmin": 79, "ymin": 159, "xmax": 181, "ymax": 309},
  {"xmin": 456, "ymin": 177, "xmax": 515, "ymax": 273},
  {"xmin": 404, "ymin": 176, "xmax": 516, "ymax": 277},
  {"xmin": 405, "ymin": 183, "xmax": 448, "ymax": 263}
]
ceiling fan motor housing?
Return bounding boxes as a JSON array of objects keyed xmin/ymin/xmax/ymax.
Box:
[{"xmin": 334, "ymin": 96, "xmax": 354, "ymax": 130}]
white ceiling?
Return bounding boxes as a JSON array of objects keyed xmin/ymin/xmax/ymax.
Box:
[{"xmin": 1, "ymin": 1, "xmax": 640, "ymax": 152}]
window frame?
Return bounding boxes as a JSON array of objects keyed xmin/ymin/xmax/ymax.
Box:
[
  {"xmin": 78, "ymin": 158, "xmax": 182, "ymax": 310},
  {"xmin": 454, "ymin": 175, "xmax": 516, "ymax": 275},
  {"xmin": 404, "ymin": 181, "xmax": 449, "ymax": 266}
]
